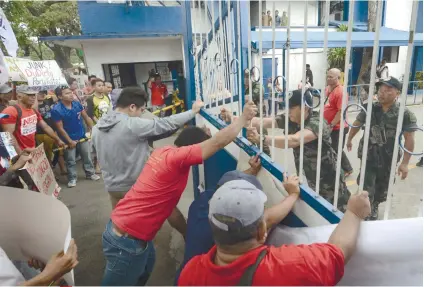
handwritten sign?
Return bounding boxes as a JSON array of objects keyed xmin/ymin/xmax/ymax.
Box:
[
  {"xmin": 25, "ymin": 144, "xmax": 61, "ymax": 198},
  {"xmin": 16, "ymin": 60, "xmax": 67, "ymax": 91},
  {"xmin": 3, "ymin": 56, "xmax": 27, "ymax": 82}
]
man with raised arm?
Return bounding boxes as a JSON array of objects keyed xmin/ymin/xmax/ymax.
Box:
[
  {"xmin": 178, "ymin": 183, "xmax": 370, "ymax": 286},
  {"xmin": 92, "ymin": 87, "xmax": 203, "ymax": 209},
  {"xmin": 101, "ymin": 101, "xmax": 258, "ymax": 286},
  {"xmin": 221, "ymin": 89, "xmax": 349, "ymax": 209},
  {"xmin": 346, "ymin": 77, "xmax": 417, "ymax": 220}
]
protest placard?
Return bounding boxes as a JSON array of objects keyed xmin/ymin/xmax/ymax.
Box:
[
  {"xmin": 0, "ymin": 187, "xmax": 74, "ymax": 285},
  {"xmin": 16, "ymin": 59, "xmax": 68, "ymax": 91},
  {"xmin": 25, "ymin": 144, "xmax": 61, "ymax": 198},
  {"xmin": 0, "ymin": 132, "xmax": 17, "ymax": 159},
  {"xmin": 3, "ymin": 56, "xmax": 27, "ymax": 82}
]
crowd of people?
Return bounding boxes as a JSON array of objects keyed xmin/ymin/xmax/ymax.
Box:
[{"xmin": 0, "ymin": 63, "xmax": 420, "ymax": 285}]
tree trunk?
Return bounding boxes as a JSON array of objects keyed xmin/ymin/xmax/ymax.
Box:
[
  {"xmin": 356, "ymin": 0, "xmax": 378, "ymax": 102},
  {"xmin": 50, "ymin": 45, "xmax": 73, "ymax": 69}
]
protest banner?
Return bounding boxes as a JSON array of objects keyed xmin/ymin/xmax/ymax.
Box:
[
  {"xmin": 0, "ymin": 187, "xmax": 74, "ymax": 285},
  {"xmin": 25, "ymin": 143, "xmax": 61, "ymax": 198},
  {"xmin": 16, "ymin": 59, "xmax": 67, "ymax": 91},
  {"xmin": 3, "ymin": 56, "xmax": 27, "ymax": 82}
]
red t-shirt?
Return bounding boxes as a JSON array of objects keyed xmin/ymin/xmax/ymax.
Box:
[
  {"xmin": 151, "ymin": 82, "xmax": 168, "ymax": 106},
  {"xmin": 1, "ymin": 105, "xmax": 42, "ymax": 149},
  {"xmin": 324, "ymin": 85, "xmax": 348, "ymax": 130},
  {"xmin": 111, "ymin": 144, "xmax": 203, "ymax": 241},
  {"xmin": 178, "ymin": 244, "xmax": 345, "ymax": 286}
]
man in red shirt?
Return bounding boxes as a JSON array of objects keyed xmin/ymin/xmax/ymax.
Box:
[
  {"xmin": 324, "ymin": 68, "xmax": 353, "ymax": 177},
  {"xmin": 1, "ymin": 85, "xmax": 65, "ymax": 154},
  {"xmin": 178, "ymin": 184, "xmax": 371, "ymax": 286},
  {"xmin": 101, "ymin": 101, "xmax": 258, "ymax": 286},
  {"xmin": 148, "ymin": 74, "xmax": 168, "ymax": 112}
]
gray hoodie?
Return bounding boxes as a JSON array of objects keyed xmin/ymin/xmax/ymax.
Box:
[{"xmin": 92, "ymin": 109, "xmax": 195, "ymax": 192}]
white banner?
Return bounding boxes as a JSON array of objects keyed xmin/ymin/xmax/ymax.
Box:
[
  {"xmin": 3, "ymin": 56, "xmax": 27, "ymax": 82},
  {"xmin": 25, "ymin": 144, "xmax": 61, "ymax": 198},
  {"xmin": 0, "ymin": 8, "xmax": 18, "ymax": 57},
  {"xmin": 0, "ymin": 187, "xmax": 74, "ymax": 285},
  {"xmin": 16, "ymin": 60, "xmax": 68, "ymax": 91}
]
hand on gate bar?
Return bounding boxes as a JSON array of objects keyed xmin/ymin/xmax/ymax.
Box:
[
  {"xmin": 192, "ymin": 100, "xmax": 205, "ymax": 114},
  {"xmin": 248, "ymin": 154, "xmax": 261, "ymax": 173},
  {"xmin": 220, "ymin": 107, "xmax": 233, "ymax": 123},
  {"xmin": 68, "ymin": 141, "xmax": 78, "ymax": 149},
  {"xmin": 241, "ymin": 101, "xmax": 258, "ymax": 124},
  {"xmin": 346, "ymin": 191, "xmax": 371, "ymax": 220},
  {"xmin": 283, "ymin": 173, "xmax": 300, "ymax": 196},
  {"xmin": 246, "ymin": 127, "xmax": 260, "ymax": 145}
]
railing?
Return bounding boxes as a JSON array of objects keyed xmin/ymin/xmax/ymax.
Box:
[{"xmin": 151, "ymin": 90, "xmax": 185, "ymax": 117}]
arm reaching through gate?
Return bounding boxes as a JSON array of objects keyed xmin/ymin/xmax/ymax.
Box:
[
  {"xmin": 200, "ymin": 101, "xmax": 258, "ymax": 160},
  {"xmin": 328, "ymin": 191, "xmax": 371, "ymax": 263}
]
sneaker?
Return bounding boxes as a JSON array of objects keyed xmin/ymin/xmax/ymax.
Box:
[
  {"xmin": 68, "ymin": 180, "xmax": 77, "ymax": 188},
  {"xmin": 87, "ymin": 174, "xmax": 101, "ymax": 181},
  {"xmin": 417, "ymin": 158, "xmax": 423, "ymax": 167}
]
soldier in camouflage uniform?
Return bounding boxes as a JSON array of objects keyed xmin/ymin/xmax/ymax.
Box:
[
  {"xmin": 245, "ymin": 89, "xmax": 350, "ymax": 210},
  {"xmin": 347, "ymin": 77, "xmax": 417, "ymax": 220}
]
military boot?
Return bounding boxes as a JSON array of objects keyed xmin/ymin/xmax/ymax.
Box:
[{"xmin": 366, "ymin": 201, "xmax": 379, "ymax": 221}]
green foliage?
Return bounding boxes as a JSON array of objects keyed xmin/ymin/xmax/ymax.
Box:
[
  {"xmin": 0, "ymin": 1, "xmax": 81, "ymax": 67},
  {"xmin": 326, "ymin": 24, "xmax": 348, "ymax": 71},
  {"xmin": 415, "ymin": 71, "xmax": 423, "ymax": 89}
]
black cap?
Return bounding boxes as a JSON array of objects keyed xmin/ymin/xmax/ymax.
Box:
[
  {"xmin": 376, "ymin": 76, "xmax": 402, "ymax": 91},
  {"xmin": 289, "ymin": 89, "xmax": 313, "ymax": 108}
]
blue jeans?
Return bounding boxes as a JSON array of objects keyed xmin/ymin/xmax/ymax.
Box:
[
  {"xmin": 102, "ymin": 220, "xmax": 155, "ymax": 286},
  {"xmin": 64, "ymin": 140, "xmax": 95, "ymax": 181}
]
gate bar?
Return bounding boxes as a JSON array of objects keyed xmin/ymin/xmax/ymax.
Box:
[
  {"xmin": 384, "ymin": 0, "xmax": 419, "ymax": 220},
  {"xmin": 271, "ymin": 1, "xmax": 276, "ymax": 160},
  {"xmin": 284, "ymin": 1, "xmax": 291, "ymax": 172},
  {"xmin": 358, "ymin": 0, "xmax": 383, "ymax": 192},
  {"xmin": 334, "ymin": 0, "xmax": 355, "ymax": 208},
  {"xmin": 299, "ymin": 1, "xmax": 308, "ymax": 183},
  {"xmin": 259, "ymin": 0, "xmax": 264, "ymax": 152},
  {"xmin": 315, "ymin": 0, "xmax": 330, "ymax": 195}
]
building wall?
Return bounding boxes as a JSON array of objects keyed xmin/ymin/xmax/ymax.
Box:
[
  {"xmin": 77, "ymin": 1, "xmax": 184, "ymax": 35},
  {"xmin": 263, "ymin": 1, "xmax": 319, "ymax": 26},
  {"xmin": 82, "ymin": 38, "xmax": 183, "ymax": 79},
  {"xmin": 256, "ymin": 48, "xmax": 326, "ymax": 91},
  {"xmin": 384, "ymin": 0, "xmax": 416, "ymax": 80}
]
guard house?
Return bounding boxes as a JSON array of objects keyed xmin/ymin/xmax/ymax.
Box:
[{"xmin": 40, "ymin": 1, "xmax": 200, "ymax": 104}]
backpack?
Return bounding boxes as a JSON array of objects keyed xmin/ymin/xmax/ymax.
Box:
[{"xmin": 2, "ymin": 105, "xmax": 38, "ymax": 134}]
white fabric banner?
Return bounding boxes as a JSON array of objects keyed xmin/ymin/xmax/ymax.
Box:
[
  {"xmin": 0, "ymin": 187, "xmax": 74, "ymax": 285},
  {"xmin": 0, "ymin": 8, "xmax": 18, "ymax": 57}
]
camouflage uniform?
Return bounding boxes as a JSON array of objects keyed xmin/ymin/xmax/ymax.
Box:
[
  {"xmin": 267, "ymin": 111, "xmax": 350, "ymax": 210},
  {"xmin": 356, "ymin": 102, "xmax": 417, "ymax": 219},
  {"xmin": 245, "ymin": 83, "xmax": 271, "ymax": 156}
]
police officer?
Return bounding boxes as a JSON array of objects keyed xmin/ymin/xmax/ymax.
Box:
[
  {"xmin": 222, "ymin": 89, "xmax": 349, "ymax": 210},
  {"xmin": 347, "ymin": 77, "xmax": 417, "ymax": 220}
]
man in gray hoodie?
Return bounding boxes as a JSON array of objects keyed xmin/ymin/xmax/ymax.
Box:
[{"xmin": 92, "ymin": 87, "xmax": 204, "ymax": 208}]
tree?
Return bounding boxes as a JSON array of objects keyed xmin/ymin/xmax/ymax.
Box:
[
  {"xmin": 327, "ymin": 24, "xmax": 348, "ymax": 71},
  {"xmin": 0, "ymin": 1, "xmax": 81, "ymax": 68},
  {"xmin": 356, "ymin": 0, "xmax": 378, "ymax": 102}
]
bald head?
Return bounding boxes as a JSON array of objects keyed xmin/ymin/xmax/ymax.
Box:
[{"xmin": 327, "ymin": 68, "xmax": 341, "ymax": 86}]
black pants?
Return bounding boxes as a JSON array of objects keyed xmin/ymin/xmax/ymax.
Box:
[{"xmin": 331, "ymin": 127, "xmax": 353, "ymax": 173}]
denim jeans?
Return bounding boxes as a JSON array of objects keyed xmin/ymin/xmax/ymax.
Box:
[
  {"xmin": 64, "ymin": 140, "xmax": 95, "ymax": 181},
  {"xmin": 102, "ymin": 220, "xmax": 155, "ymax": 286}
]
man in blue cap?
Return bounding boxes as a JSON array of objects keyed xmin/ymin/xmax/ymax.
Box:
[{"xmin": 175, "ymin": 155, "xmax": 301, "ymax": 282}]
